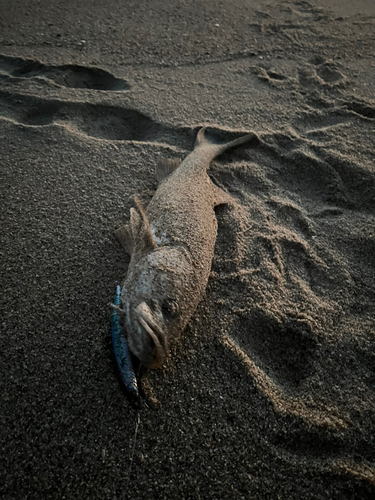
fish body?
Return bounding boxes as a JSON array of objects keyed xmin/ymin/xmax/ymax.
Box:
[{"xmin": 115, "ymin": 127, "xmax": 254, "ymax": 368}]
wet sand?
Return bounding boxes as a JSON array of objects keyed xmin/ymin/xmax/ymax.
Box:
[{"xmin": 1, "ymin": 1, "xmax": 375, "ymax": 498}]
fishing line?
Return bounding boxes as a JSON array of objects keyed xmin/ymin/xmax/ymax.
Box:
[{"xmin": 128, "ymin": 412, "xmax": 141, "ymax": 476}]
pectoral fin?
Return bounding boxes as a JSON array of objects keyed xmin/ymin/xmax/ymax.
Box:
[
  {"xmin": 155, "ymin": 157, "xmax": 181, "ymax": 183},
  {"xmin": 115, "ymin": 224, "xmax": 134, "ymax": 254},
  {"xmin": 130, "ymin": 206, "xmax": 142, "ymax": 236},
  {"xmin": 115, "ymin": 206, "xmax": 147, "ymax": 255}
]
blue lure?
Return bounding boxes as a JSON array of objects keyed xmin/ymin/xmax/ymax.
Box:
[{"xmin": 111, "ymin": 285, "xmax": 139, "ymax": 398}]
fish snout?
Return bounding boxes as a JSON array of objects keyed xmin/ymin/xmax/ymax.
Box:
[{"xmin": 132, "ymin": 302, "xmax": 168, "ymax": 369}]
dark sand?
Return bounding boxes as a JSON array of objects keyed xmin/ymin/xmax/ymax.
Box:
[{"xmin": 1, "ymin": 1, "xmax": 375, "ymax": 498}]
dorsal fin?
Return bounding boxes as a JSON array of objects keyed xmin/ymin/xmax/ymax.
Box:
[
  {"xmin": 155, "ymin": 157, "xmax": 181, "ymax": 183},
  {"xmin": 211, "ymin": 182, "xmax": 235, "ymax": 207}
]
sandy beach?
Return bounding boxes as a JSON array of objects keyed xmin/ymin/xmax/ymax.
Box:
[{"xmin": 1, "ymin": 1, "xmax": 375, "ymax": 498}]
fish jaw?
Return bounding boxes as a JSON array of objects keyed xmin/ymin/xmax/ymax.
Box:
[{"xmin": 127, "ymin": 301, "xmax": 168, "ymax": 369}]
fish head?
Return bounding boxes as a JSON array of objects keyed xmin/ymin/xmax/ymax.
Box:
[{"xmin": 121, "ymin": 246, "xmax": 193, "ymax": 369}]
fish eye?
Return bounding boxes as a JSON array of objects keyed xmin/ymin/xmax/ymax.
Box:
[{"xmin": 161, "ymin": 298, "xmax": 180, "ymax": 321}]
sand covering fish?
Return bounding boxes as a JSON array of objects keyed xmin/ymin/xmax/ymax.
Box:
[{"xmin": 112, "ymin": 127, "xmax": 255, "ymax": 369}]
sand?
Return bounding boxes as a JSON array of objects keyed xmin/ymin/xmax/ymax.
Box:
[{"xmin": 1, "ymin": 1, "xmax": 374, "ymax": 498}]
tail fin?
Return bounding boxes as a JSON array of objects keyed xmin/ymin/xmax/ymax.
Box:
[{"xmin": 195, "ymin": 127, "xmax": 257, "ymax": 158}]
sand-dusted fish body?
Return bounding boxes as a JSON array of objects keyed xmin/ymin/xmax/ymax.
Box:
[{"xmin": 114, "ymin": 127, "xmax": 254, "ymax": 368}]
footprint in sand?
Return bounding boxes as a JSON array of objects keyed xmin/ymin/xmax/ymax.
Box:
[
  {"xmin": 0, "ymin": 54, "xmax": 129, "ymax": 91},
  {"xmin": 298, "ymin": 60, "xmax": 347, "ymax": 89},
  {"xmin": 231, "ymin": 308, "xmax": 319, "ymax": 390},
  {"xmin": 0, "ymin": 90, "xmax": 165, "ymax": 141},
  {"xmin": 341, "ymin": 99, "xmax": 375, "ymax": 120},
  {"xmin": 253, "ymin": 66, "xmax": 291, "ymax": 88},
  {"xmin": 310, "ymin": 57, "xmax": 347, "ymax": 87}
]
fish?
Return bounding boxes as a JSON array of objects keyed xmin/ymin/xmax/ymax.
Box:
[
  {"xmin": 110, "ymin": 285, "xmax": 139, "ymax": 398},
  {"xmin": 113, "ymin": 127, "xmax": 255, "ymax": 369}
]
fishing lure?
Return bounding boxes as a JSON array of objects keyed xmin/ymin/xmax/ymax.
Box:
[{"xmin": 111, "ymin": 285, "xmax": 139, "ymax": 399}]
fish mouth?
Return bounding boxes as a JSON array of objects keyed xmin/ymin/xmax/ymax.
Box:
[{"xmin": 134, "ymin": 303, "xmax": 168, "ymax": 369}]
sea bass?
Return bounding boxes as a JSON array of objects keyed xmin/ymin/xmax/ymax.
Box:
[{"xmin": 114, "ymin": 127, "xmax": 254, "ymax": 369}]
